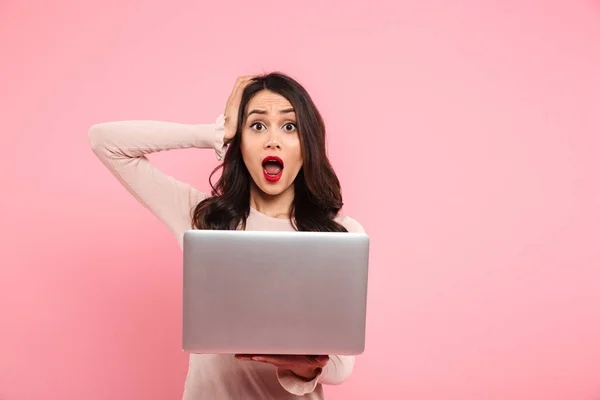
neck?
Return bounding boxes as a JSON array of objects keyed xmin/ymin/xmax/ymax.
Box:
[{"xmin": 249, "ymin": 183, "xmax": 295, "ymax": 219}]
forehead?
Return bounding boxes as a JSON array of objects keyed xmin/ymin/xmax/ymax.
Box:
[{"xmin": 246, "ymin": 90, "xmax": 293, "ymax": 113}]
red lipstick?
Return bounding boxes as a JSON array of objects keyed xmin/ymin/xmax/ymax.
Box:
[{"xmin": 262, "ymin": 156, "xmax": 284, "ymax": 183}]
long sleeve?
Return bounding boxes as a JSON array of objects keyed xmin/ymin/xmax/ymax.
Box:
[
  {"xmin": 88, "ymin": 115, "xmax": 227, "ymax": 237},
  {"xmin": 276, "ymin": 355, "xmax": 355, "ymax": 395}
]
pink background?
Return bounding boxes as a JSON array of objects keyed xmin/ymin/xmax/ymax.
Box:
[{"xmin": 1, "ymin": 0, "xmax": 599, "ymax": 399}]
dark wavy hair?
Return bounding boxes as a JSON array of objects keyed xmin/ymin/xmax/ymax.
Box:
[{"xmin": 191, "ymin": 72, "xmax": 347, "ymax": 232}]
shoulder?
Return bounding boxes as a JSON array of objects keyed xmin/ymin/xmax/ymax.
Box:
[{"xmin": 335, "ymin": 213, "xmax": 366, "ymax": 233}]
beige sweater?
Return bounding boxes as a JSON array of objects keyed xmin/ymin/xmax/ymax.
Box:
[{"xmin": 88, "ymin": 114, "xmax": 365, "ymax": 399}]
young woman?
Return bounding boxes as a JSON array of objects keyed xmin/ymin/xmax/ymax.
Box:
[{"xmin": 89, "ymin": 73, "xmax": 366, "ymax": 399}]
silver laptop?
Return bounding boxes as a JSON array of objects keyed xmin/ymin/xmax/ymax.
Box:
[{"xmin": 182, "ymin": 229, "xmax": 370, "ymax": 355}]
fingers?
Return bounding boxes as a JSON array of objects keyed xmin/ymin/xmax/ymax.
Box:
[
  {"xmin": 225, "ymin": 75, "xmax": 255, "ymax": 114},
  {"xmin": 236, "ymin": 75, "xmax": 255, "ymax": 84},
  {"xmin": 223, "ymin": 75, "xmax": 257, "ymax": 140},
  {"xmin": 234, "ymin": 354, "xmax": 329, "ymax": 368},
  {"xmin": 232, "ymin": 75, "xmax": 255, "ymax": 96},
  {"xmin": 249, "ymin": 355, "xmax": 292, "ymax": 367},
  {"xmin": 234, "ymin": 76, "xmax": 254, "ymax": 98},
  {"xmin": 306, "ymin": 355, "xmax": 330, "ymax": 367}
]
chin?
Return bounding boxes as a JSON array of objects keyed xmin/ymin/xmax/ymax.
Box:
[{"xmin": 257, "ymin": 182, "xmax": 289, "ymax": 197}]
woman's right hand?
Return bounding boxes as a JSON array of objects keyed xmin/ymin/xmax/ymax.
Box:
[{"xmin": 224, "ymin": 75, "xmax": 255, "ymax": 142}]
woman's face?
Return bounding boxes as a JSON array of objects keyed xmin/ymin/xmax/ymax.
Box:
[{"xmin": 241, "ymin": 89, "xmax": 303, "ymax": 197}]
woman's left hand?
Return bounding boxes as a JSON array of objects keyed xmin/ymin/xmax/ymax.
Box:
[{"xmin": 235, "ymin": 354, "xmax": 329, "ymax": 380}]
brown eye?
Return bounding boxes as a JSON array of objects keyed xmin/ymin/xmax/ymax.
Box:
[
  {"xmin": 283, "ymin": 123, "xmax": 297, "ymax": 132},
  {"xmin": 250, "ymin": 122, "xmax": 266, "ymax": 131}
]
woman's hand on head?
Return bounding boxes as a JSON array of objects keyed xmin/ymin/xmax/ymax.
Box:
[
  {"xmin": 224, "ymin": 75, "xmax": 255, "ymax": 142},
  {"xmin": 235, "ymin": 354, "xmax": 329, "ymax": 380}
]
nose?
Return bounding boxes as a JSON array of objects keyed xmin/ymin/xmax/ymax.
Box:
[{"xmin": 265, "ymin": 140, "xmax": 281, "ymax": 150}]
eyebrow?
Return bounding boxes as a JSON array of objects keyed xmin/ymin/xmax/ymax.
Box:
[{"xmin": 247, "ymin": 108, "xmax": 295, "ymax": 116}]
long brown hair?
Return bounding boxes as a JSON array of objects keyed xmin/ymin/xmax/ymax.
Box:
[{"xmin": 192, "ymin": 72, "xmax": 347, "ymax": 232}]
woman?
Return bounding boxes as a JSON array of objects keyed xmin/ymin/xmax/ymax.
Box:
[{"xmin": 89, "ymin": 73, "xmax": 366, "ymax": 399}]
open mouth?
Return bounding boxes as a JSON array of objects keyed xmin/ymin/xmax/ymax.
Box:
[{"xmin": 262, "ymin": 156, "xmax": 284, "ymax": 183}]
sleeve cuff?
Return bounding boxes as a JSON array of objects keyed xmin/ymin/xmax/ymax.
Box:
[
  {"xmin": 276, "ymin": 367, "xmax": 324, "ymax": 396},
  {"xmin": 213, "ymin": 114, "xmax": 227, "ymax": 161}
]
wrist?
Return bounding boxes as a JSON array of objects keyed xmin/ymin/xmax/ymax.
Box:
[
  {"xmin": 290, "ymin": 366, "xmax": 322, "ymax": 381},
  {"xmin": 222, "ymin": 114, "xmax": 235, "ymax": 142}
]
